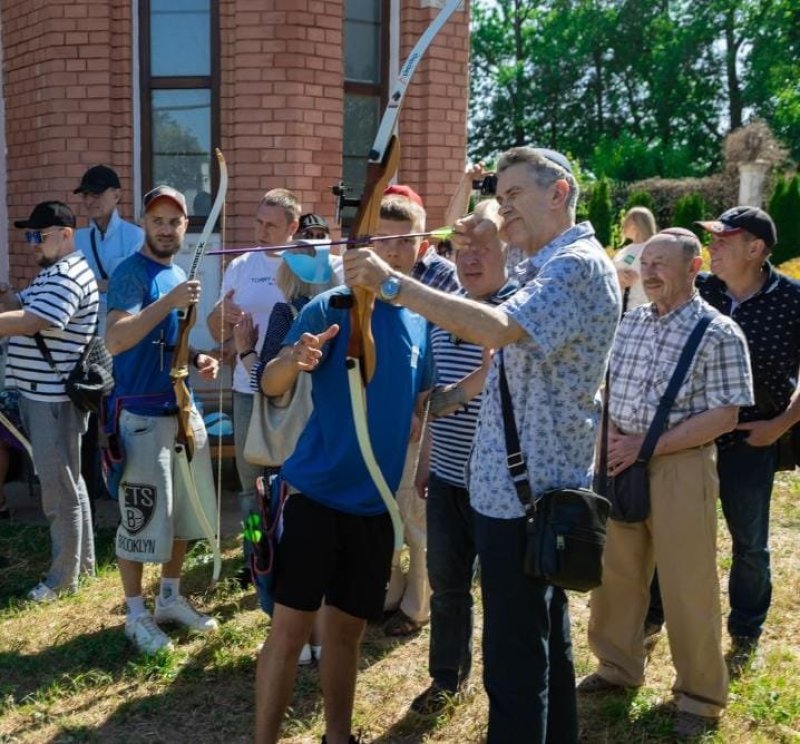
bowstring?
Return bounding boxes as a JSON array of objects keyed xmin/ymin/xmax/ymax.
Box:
[{"xmin": 213, "ymin": 190, "xmax": 227, "ymax": 581}]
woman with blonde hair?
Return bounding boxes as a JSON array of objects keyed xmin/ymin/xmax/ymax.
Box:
[{"xmin": 614, "ymin": 205, "xmax": 658, "ymax": 310}]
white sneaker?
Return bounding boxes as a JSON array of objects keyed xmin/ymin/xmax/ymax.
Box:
[
  {"xmin": 125, "ymin": 613, "xmax": 174, "ymax": 654},
  {"xmin": 298, "ymin": 643, "xmax": 313, "ymax": 666},
  {"xmin": 28, "ymin": 582, "xmax": 57, "ymax": 603},
  {"xmin": 154, "ymin": 595, "xmax": 219, "ymax": 633}
]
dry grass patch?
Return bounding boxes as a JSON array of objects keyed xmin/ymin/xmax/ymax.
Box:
[{"xmin": 1, "ymin": 478, "xmax": 798, "ymax": 743}]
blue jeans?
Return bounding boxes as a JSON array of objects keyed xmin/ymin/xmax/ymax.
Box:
[
  {"xmin": 474, "ymin": 511, "xmax": 578, "ymax": 744},
  {"xmin": 426, "ymin": 473, "xmax": 476, "ymax": 691},
  {"xmin": 718, "ymin": 441, "xmax": 777, "ymax": 639}
]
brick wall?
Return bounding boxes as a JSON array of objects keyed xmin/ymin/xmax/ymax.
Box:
[
  {"xmin": 1, "ymin": 0, "xmax": 136, "ymax": 284},
  {"xmin": 1, "ymin": 0, "xmax": 470, "ymax": 282}
]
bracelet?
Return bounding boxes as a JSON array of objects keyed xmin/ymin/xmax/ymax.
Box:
[{"xmin": 239, "ymin": 349, "xmax": 257, "ymax": 361}]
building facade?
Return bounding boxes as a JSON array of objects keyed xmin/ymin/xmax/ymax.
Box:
[{"xmin": 0, "ymin": 0, "xmax": 470, "ymax": 323}]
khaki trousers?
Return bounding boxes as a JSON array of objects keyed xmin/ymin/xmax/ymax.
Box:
[
  {"xmin": 588, "ymin": 444, "xmax": 728, "ymax": 718},
  {"xmin": 384, "ymin": 443, "xmax": 431, "ymax": 623}
]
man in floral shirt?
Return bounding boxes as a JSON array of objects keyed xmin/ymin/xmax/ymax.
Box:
[{"xmin": 344, "ymin": 146, "xmax": 620, "ymax": 743}]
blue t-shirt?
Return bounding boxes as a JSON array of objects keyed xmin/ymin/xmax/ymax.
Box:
[
  {"xmin": 281, "ymin": 286, "xmax": 434, "ymax": 516},
  {"xmin": 106, "ymin": 252, "xmax": 188, "ymax": 416}
]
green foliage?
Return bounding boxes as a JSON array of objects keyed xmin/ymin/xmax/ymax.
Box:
[
  {"xmin": 672, "ymin": 193, "xmax": 708, "ymax": 238},
  {"xmin": 625, "ymin": 190, "xmax": 656, "ymax": 214},
  {"xmin": 469, "ymin": 0, "xmax": 798, "ymax": 179},
  {"xmin": 770, "ymin": 175, "xmax": 800, "ymax": 265},
  {"xmin": 588, "ymin": 178, "xmax": 613, "ymax": 247}
]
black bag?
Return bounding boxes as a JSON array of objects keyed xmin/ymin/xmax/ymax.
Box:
[
  {"xmin": 776, "ymin": 425, "xmax": 800, "ymax": 471},
  {"xmin": 523, "ymin": 487, "xmax": 610, "ymax": 592},
  {"xmin": 603, "ymin": 312, "xmax": 714, "ymax": 523},
  {"xmin": 34, "ymin": 334, "xmax": 114, "ymax": 414},
  {"xmin": 606, "ymin": 461, "xmax": 650, "ymax": 522},
  {"xmin": 498, "ymin": 351, "xmax": 610, "ymax": 593}
]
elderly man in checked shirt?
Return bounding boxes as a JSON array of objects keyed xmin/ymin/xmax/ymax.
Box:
[{"xmin": 579, "ymin": 228, "xmax": 754, "ymax": 740}]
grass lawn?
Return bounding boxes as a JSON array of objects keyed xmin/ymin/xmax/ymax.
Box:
[{"xmin": 0, "ymin": 474, "xmax": 798, "ymax": 743}]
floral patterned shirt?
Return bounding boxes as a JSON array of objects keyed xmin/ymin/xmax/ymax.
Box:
[{"xmin": 467, "ymin": 222, "xmax": 621, "ymax": 519}]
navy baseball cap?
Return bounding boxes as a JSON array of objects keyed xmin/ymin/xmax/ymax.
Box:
[
  {"xmin": 696, "ymin": 206, "xmax": 777, "ymax": 248},
  {"xmin": 74, "ymin": 165, "xmax": 121, "ymax": 194}
]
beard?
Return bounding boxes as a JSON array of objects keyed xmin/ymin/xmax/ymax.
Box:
[
  {"xmin": 36, "ymin": 255, "xmax": 57, "ymax": 268},
  {"xmin": 146, "ymin": 234, "xmax": 182, "ymax": 259}
]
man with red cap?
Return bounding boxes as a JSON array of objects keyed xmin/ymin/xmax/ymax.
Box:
[{"xmin": 105, "ymin": 185, "xmax": 220, "ymax": 654}]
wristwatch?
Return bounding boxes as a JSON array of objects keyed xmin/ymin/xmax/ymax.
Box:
[{"xmin": 378, "ymin": 275, "xmax": 402, "ymax": 302}]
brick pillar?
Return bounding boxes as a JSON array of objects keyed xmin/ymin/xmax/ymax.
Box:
[
  {"xmin": 1, "ymin": 0, "xmax": 136, "ymax": 284},
  {"xmin": 398, "ymin": 1, "xmax": 470, "ymax": 229},
  {"xmin": 220, "ymin": 0, "xmax": 345, "ymax": 247}
]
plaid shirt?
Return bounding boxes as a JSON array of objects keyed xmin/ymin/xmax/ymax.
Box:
[{"xmin": 609, "ymin": 293, "xmax": 754, "ymax": 435}]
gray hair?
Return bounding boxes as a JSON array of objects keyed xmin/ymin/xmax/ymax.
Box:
[
  {"xmin": 496, "ymin": 146, "xmax": 579, "ymax": 216},
  {"xmin": 276, "ymin": 246, "xmax": 340, "ymax": 301}
]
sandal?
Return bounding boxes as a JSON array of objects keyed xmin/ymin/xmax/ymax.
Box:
[{"xmin": 383, "ymin": 610, "xmax": 425, "ymax": 637}]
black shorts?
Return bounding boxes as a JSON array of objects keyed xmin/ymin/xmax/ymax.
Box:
[{"xmin": 272, "ymin": 492, "xmax": 394, "ymax": 620}]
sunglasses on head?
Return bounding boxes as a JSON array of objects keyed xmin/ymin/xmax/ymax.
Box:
[{"xmin": 25, "ymin": 229, "xmax": 61, "ymax": 245}]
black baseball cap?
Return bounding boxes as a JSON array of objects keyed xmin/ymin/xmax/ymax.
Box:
[
  {"xmin": 298, "ymin": 213, "xmax": 330, "ymax": 234},
  {"xmin": 73, "ymin": 165, "xmax": 121, "ymax": 194},
  {"xmin": 696, "ymin": 206, "xmax": 777, "ymax": 248},
  {"xmin": 14, "ymin": 201, "xmax": 76, "ymax": 229}
]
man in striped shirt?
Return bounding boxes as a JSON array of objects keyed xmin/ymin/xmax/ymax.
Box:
[
  {"xmin": 0, "ymin": 201, "xmax": 99, "ymax": 602},
  {"xmin": 411, "ymin": 199, "xmax": 517, "ymax": 716}
]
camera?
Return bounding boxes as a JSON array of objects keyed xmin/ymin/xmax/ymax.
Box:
[{"xmin": 471, "ymin": 173, "xmax": 497, "ymax": 196}]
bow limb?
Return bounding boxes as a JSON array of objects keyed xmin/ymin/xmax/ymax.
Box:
[
  {"xmin": 0, "ymin": 410, "xmax": 33, "ymax": 462},
  {"xmin": 345, "ymin": 0, "xmax": 463, "ymax": 552}
]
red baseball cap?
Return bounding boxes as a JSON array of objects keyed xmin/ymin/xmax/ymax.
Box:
[{"xmin": 384, "ymin": 184, "xmax": 424, "ymax": 207}]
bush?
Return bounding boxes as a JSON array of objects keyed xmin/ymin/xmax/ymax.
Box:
[
  {"xmin": 673, "ymin": 193, "xmax": 708, "ymax": 239},
  {"xmin": 588, "ymin": 177, "xmax": 613, "ymax": 247},
  {"xmin": 625, "ymin": 190, "xmax": 656, "ymax": 213},
  {"xmin": 770, "ymin": 174, "xmax": 800, "ymax": 265}
]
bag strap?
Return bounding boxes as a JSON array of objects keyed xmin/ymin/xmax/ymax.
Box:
[
  {"xmin": 498, "ymin": 349, "xmax": 535, "ymax": 516},
  {"xmin": 33, "ymin": 333, "xmax": 67, "ymax": 381},
  {"xmin": 90, "ymin": 229, "xmax": 109, "ymax": 280},
  {"xmin": 636, "ymin": 311, "xmax": 714, "ymax": 462},
  {"xmin": 596, "ymin": 368, "xmax": 611, "ymax": 497}
]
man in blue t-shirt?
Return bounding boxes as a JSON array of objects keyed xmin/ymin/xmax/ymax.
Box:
[
  {"xmin": 106, "ymin": 186, "xmax": 220, "ymax": 656},
  {"xmin": 254, "ymin": 196, "xmax": 434, "ymax": 744}
]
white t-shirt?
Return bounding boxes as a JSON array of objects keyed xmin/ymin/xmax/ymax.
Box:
[
  {"xmin": 613, "ymin": 242, "xmax": 649, "ymax": 310},
  {"xmin": 220, "ymin": 251, "xmax": 284, "ymax": 392}
]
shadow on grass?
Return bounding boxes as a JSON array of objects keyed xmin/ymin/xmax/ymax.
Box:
[{"xmin": 577, "ymin": 693, "xmax": 678, "ymax": 742}]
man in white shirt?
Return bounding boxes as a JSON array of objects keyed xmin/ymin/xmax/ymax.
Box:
[{"xmin": 206, "ymin": 188, "xmax": 298, "ymax": 583}]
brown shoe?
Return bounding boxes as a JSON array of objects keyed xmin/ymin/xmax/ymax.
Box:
[
  {"xmin": 383, "ymin": 610, "xmax": 425, "ymax": 637},
  {"xmin": 673, "ymin": 711, "xmax": 718, "ymax": 739},
  {"xmin": 576, "ymin": 673, "xmax": 627, "ymax": 694}
]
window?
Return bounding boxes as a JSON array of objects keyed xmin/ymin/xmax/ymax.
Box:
[
  {"xmin": 342, "ymin": 0, "xmax": 389, "ymax": 223},
  {"xmin": 140, "ymin": 0, "xmax": 219, "ymax": 226}
]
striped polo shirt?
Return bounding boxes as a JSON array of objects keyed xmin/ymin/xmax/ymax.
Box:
[
  {"xmin": 429, "ymin": 280, "xmax": 517, "ymax": 487},
  {"xmin": 6, "ymin": 252, "xmax": 99, "ymax": 402}
]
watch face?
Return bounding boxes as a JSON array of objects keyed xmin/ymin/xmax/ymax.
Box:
[{"xmin": 380, "ymin": 277, "xmax": 400, "ymax": 300}]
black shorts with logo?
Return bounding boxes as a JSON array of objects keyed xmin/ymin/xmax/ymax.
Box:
[{"xmin": 272, "ymin": 492, "xmax": 394, "ymax": 620}]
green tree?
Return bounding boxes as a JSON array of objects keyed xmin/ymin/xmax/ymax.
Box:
[
  {"xmin": 625, "ymin": 190, "xmax": 656, "ymax": 213},
  {"xmin": 588, "ymin": 178, "xmax": 613, "ymax": 247},
  {"xmin": 770, "ymin": 175, "xmax": 800, "ymax": 265},
  {"xmin": 672, "ymin": 193, "xmax": 708, "ymax": 238}
]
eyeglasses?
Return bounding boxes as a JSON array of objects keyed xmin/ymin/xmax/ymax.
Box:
[
  {"xmin": 25, "ymin": 229, "xmax": 61, "ymax": 246},
  {"xmin": 301, "ymin": 230, "xmax": 329, "ymax": 240}
]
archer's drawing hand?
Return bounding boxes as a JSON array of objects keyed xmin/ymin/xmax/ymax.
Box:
[{"xmin": 290, "ymin": 324, "xmax": 340, "ymax": 372}]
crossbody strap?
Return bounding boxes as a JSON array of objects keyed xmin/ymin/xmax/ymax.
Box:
[
  {"xmin": 498, "ymin": 349, "xmax": 536, "ymax": 515},
  {"xmin": 90, "ymin": 229, "xmax": 109, "ymax": 280},
  {"xmin": 33, "ymin": 333, "xmax": 67, "ymax": 381},
  {"xmin": 635, "ymin": 311, "xmax": 714, "ymax": 462}
]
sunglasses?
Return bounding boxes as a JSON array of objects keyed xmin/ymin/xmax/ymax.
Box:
[
  {"xmin": 301, "ymin": 229, "xmax": 329, "ymax": 240},
  {"xmin": 25, "ymin": 229, "xmax": 61, "ymax": 246}
]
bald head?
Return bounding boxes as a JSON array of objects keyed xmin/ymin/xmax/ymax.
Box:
[{"xmin": 641, "ymin": 227, "xmax": 703, "ymax": 314}]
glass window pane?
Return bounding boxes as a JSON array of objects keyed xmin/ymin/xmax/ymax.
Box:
[
  {"xmin": 151, "ymin": 0, "xmax": 210, "ymax": 77},
  {"xmin": 151, "ymin": 89, "xmax": 212, "ymax": 218},
  {"xmin": 345, "ymin": 0, "xmax": 380, "ymax": 22},
  {"xmin": 344, "ymin": 19, "xmax": 381, "ymax": 83},
  {"xmin": 342, "ymin": 93, "xmax": 380, "ymax": 222}
]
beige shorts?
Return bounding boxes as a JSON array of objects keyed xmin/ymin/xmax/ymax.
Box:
[{"xmin": 115, "ymin": 407, "xmax": 217, "ymax": 564}]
